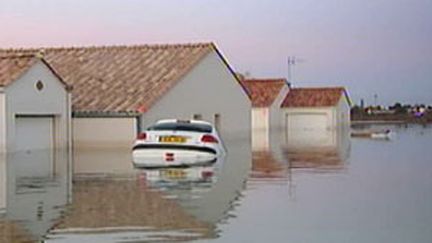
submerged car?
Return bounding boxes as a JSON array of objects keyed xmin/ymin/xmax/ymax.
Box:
[{"xmin": 132, "ymin": 119, "xmax": 225, "ymax": 168}]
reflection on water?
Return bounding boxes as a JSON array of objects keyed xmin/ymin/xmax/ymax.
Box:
[
  {"xmin": 44, "ymin": 137, "xmax": 251, "ymax": 242},
  {"xmin": 0, "ymin": 149, "xmax": 71, "ymax": 243},
  {"xmin": 2, "ymin": 125, "xmax": 432, "ymax": 242},
  {"xmin": 218, "ymin": 124, "xmax": 432, "ymax": 243},
  {"xmin": 283, "ymin": 125, "xmax": 351, "ymax": 172},
  {"xmin": 48, "ymin": 175, "xmax": 216, "ymax": 242}
]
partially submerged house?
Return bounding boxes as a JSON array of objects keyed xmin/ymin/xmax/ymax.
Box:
[
  {"xmin": 0, "ymin": 55, "xmax": 71, "ymax": 212},
  {"xmin": 0, "ymin": 55, "xmax": 71, "ymax": 154},
  {"xmin": 280, "ymin": 87, "xmax": 351, "ymax": 148},
  {"xmin": 1, "ymin": 43, "xmax": 251, "ymax": 148},
  {"xmin": 0, "ymin": 55, "xmax": 72, "ymax": 165},
  {"xmin": 240, "ymin": 78, "xmax": 289, "ymax": 151}
]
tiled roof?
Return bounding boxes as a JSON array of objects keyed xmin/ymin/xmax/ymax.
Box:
[
  {"xmin": 281, "ymin": 87, "xmax": 348, "ymax": 108},
  {"xmin": 240, "ymin": 78, "xmax": 287, "ymax": 107},
  {"xmin": 0, "ymin": 55, "xmax": 36, "ymax": 87},
  {"xmin": 0, "ymin": 43, "xmax": 213, "ymax": 113}
]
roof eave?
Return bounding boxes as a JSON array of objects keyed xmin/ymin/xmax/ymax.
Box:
[
  {"xmin": 38, "ymin": 58, "xmax": 73, "ymax": 92},
  {"xmin": 210, "ymin": 43, "xmax": 251, "ymax": 102},
  {"xmin": 72, "ymin": 110, "xmax": 141, "ymax": 118},
  {"xmin": 281, "ymin": 105, "xmax": 335, "ymax": 109},
  {"xmin": 342, "ymin": 89, "xmax": 352, "ymax": 107}
]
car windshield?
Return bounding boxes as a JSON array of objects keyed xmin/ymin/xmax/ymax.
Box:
[{"xmin": 147, "ymin": 122, "xmax": 212, "ymax": 133}]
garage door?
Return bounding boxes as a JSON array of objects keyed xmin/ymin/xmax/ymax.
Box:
[
  {"xmin": 286, "ymin": 113, "xmax": 330, "ymax": 147},
  {"xmin": 14, "ymin": 116, "xmax": 54, "ymax": 176},
  {"xmin": 287, "ymin": 113, "xmax": 328, "ymax": 132}
]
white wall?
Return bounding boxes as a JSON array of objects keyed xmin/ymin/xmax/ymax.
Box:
[
  {"xmin": 72, "ymin": 117, "xmax": 136, "ymax": 148},
  {"xmin": 251, "ymin": 108, "xmax": 269, "ymax": 151},
  {"xmin": 141, "ymin": 50, "xmax": 251, "ymax": 144},
  {"xmin": 269, "ymin": 84, "xmax": 289, "ymax": 153},
  {"xmin": 270, "ymin": 84, "xmax": 290, "ymax": 131},
  {"xmin": 0, "ymin": 93, "xmax": 5, "ymax": 155},
  {"xmin": 5, "ymin": 61, "xmax": 69, "ymax": 153},
  {"xmin": 335, "ymin": 95, "xmax": 351, "ymax": 127},
  {"xmin": 0, "ymin": 152, "xmax": 5, "ymax": 213}
]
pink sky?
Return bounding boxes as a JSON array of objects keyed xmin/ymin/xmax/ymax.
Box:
[{"xmin": 1, "ymin": 0, "xmax": 431, "ymax": 105}]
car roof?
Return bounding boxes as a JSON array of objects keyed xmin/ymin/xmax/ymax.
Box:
[{"xmin": 156, "ymin": 119, "xmax": 213, "ymax": 126}]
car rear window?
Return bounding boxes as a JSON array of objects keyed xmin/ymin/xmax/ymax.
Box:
[{"xmin": 147, "ymin": 122, "xmax": 212, "ymax": 133}]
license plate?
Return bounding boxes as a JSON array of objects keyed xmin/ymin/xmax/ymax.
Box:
[
  {"xmin": 159, "ymin": 136, "xmax": 186, "ymax": 143},
  {"xmin": 161, "ymin": 169, "xmax": 187, "ymax": 179}
]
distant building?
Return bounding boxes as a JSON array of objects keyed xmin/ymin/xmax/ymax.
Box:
[
  {"xmin": 1, "ymin": 43, "xmax": 251, "ymax": 149},
  {"xmin": 280, "ymin": 87, "xmax": 351, "ymax": 147},
  {"xmin": 240, "ymin": 78, "xmax": 289, "ymax": 151}
]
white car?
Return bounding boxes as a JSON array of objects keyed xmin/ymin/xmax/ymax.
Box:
[{"xmin": 132, "ymin": 119, "xmax": 225, "ymax": 168}]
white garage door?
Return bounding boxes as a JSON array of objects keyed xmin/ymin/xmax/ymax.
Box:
[
  {"xmin": 15, "ymin": 116, "xmax": 54, "ymax": 176},
  {"xmin": 286, "ymin": 113, "xmax": 330, "ymax": 147},
  {"xmin": 287, "ymin": 113, "xmax": 328, "ymax": 131}
]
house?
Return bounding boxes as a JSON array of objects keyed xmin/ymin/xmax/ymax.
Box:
[
  {"xmin": 280, "ymin": 87, "xmax": 351, "ymax": 148},
  {"xmin": 0, "ymin": 55, "xmax": 71, "ymax": 212},
  {"xmin": 0, "ymin": 55, "xmax": 71, "ymax": 154},
  {"xmin": 240, "ymin": 78, "xmax": 289, "ymax": 151},
  {"xmin": 1, "ymin": 43, "xmax": 251, "ymax": 149}
]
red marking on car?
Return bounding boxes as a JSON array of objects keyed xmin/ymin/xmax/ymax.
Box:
[
  {"xmin": 165, "ymin": 153, "xmax": 174, "ymax": 162},
  {"xmin": 201, "ymin": 171, "xmax": 214, "ymax": 178}
]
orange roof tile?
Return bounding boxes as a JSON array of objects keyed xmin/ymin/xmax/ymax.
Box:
[
  {"xmin": 240, "ymin": 78, "xmax": 287, "ymax": 107},
  {"xmin": 281, "ymin": 87, "xmax": 348, "ymax": 108},
  {"xmin": 0, "ymin": 55, "xmax": 36, "ymax": 87},
  {"xmin": 0, "ymin": 43, "xmax": 214, "ymax": 113}
]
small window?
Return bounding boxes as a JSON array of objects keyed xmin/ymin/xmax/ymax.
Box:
[
  {"xmin": 36, "ymin": 80, "xmax": 44, "ymax": 91},
  {"xmin": 193, "ymin": 114, "xmax": 202, "ymax": 120},
  {"xmin": 214, "ymin": 113, "xmax": 221, "ymax": 131}
]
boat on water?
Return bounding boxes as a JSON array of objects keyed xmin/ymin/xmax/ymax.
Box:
[{"xmin": 351, "ymin": 129, "xmax": 392, "ymax": 139}]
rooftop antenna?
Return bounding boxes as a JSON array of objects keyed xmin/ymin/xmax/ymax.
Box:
[
  {"xmin": 287, "ymin": 56, "xmax": 295, "ymax": 86},
  {"xmin": 287, "ymin": 56, "xmax": 304, "ymax": 87}
]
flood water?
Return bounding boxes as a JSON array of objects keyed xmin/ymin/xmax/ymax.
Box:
[{"xmin": 1, "ymin": 124, "xmax": 432, "ymax": 242}]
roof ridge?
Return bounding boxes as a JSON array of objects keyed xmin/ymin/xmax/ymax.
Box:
[
  {"xmin": 245, "ymin": 78, "xmax": 286, "ymax": 81},
  {"xmin": 290, "ymin": 86, "xmax": 345, "ymax": 90},
  {"xmin": 244, "ymin": 78, "xmax": 287, "ymax": 83},
  {"xmin": 0, "ymin": 42, "xmax": 214, "ymax": 52},
  {"xmin": 0, "ymin": 54, "xmax": 36, "ymax": 59}
]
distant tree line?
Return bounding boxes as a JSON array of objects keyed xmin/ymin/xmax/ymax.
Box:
[{"xmin": 351, "ymin": 102, "xmax": 432, "ymax": 122}]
